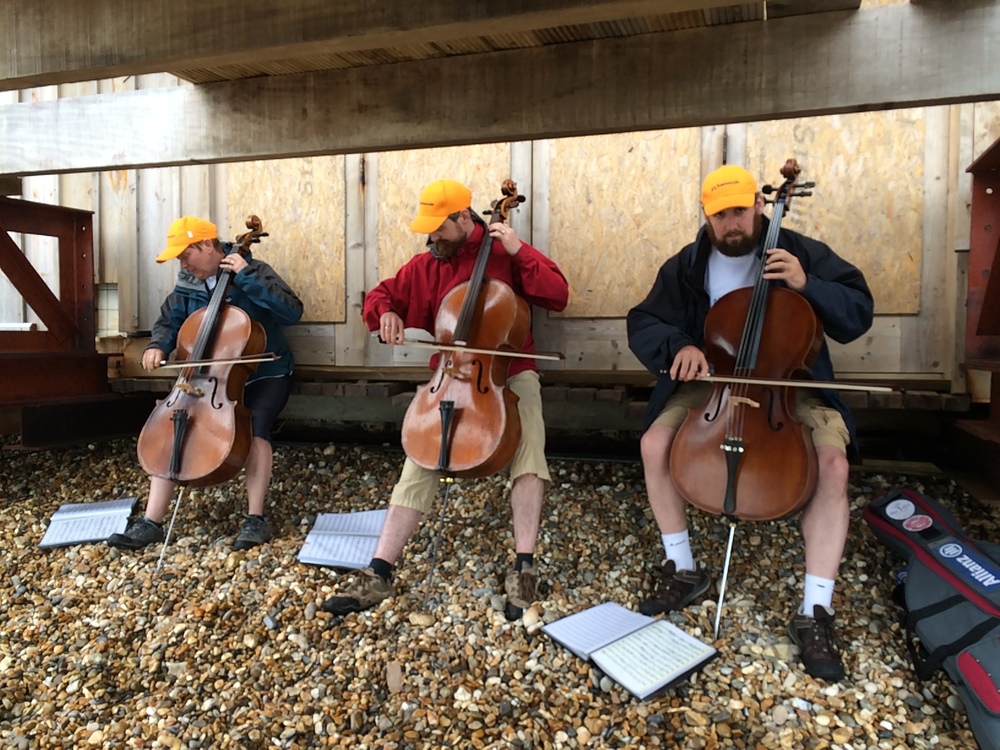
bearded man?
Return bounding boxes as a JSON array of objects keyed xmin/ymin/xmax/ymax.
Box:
[
  {"xmin": 321, "ymin": 179, "xmax": 568, "ymax": 621},
  {"xmin": 626, "ymin": 164, "xmax": 874, "ymax": 682}
]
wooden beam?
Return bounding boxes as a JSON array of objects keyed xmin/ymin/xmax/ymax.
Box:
[
  {"xmin": 766, "ymin": 0, "xmax": 861, "ymax": 19},
  {"xmin": 0, "ymin": 176, "xmax": 20, "ymax": 196},
  {"xmin": 0, "ymin": 0, "xmax": 744, "ymax": 91},
  {"xmin": 0, "ymin": 1, "xmax": 996, "ymax": 177}
]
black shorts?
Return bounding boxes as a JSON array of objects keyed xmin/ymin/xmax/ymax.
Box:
[{"xmin": 244, "ymin": 374, "xmax": 293, "ymax": 442}]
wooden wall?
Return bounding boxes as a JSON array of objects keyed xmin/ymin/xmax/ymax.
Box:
[{"xmin": 3, "ymin": 81, "xmax": 1000, "ymax": 392}]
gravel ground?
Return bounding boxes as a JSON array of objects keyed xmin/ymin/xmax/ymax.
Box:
[{"xmin": 0, "ymin": 437, "xmax": 989, "ymax": 749}]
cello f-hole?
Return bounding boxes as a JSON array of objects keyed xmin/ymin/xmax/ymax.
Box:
[
  {"xmin": 764, "ymin": 388, "xmax": 785, "ymax": 431},
  {"xmin": 703, "ymin": 387, "xmax": 726, "ymax": 422},
  {"xmin": 429, "ymin": 364, "xmax": 450, "ymax": 394},
  {"xmin": 472, "ymin": 359, "xmax": 489, "ymax": 395},
  {"xmin": 208, "ymin": 377, "xmax": 224, "ymax": 409}
]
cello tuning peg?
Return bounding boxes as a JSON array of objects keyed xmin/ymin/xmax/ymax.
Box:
[
  {"xmin": 799, "ymin": 181, "xmax": 816, "ymax": 189},
  {"xmin": 761, "ymin": 185, "xmax": 777, "ymax": 195}
]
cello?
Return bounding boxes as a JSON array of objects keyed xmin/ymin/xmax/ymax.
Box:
[
  {"xmin": 136, "ymin": 216, "xmax": 269, "ymax": 487},
  {"xmin": 400, "ymin": 180, "xmax": 530, "ymax": 478},
  {"xmin": 668, "ymin": 160, "xmax": 821, "ymax": 522}
]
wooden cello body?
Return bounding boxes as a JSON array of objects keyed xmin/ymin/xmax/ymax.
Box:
[
  {"xmin": 401, "ymin": 180, "xmax": 529, "ymax": 478},
  {"xmin": 669, "ymin": 161, "xmax": 822, "ymax": 521},
  {"xmin": 136, "ymin": 217, "xmax": 268, "ymax": 487}
]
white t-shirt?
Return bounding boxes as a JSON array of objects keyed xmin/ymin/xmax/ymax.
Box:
[{"xmin": 706, "ymin": 249, "xmax": 760, "ymax": 307}]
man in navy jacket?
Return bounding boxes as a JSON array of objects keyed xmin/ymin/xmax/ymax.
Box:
[
  {"xmin": 109, "ymin": 216, "xmax": 303, "ymax": 552},
  {"xmin": 627, "ymin": 165, "xmax": 874, "ymax": 682}
]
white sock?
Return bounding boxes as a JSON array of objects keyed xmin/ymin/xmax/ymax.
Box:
[
  {"xmin": 662, "ymin": 530, "xmax": 695, "ymax": 572},
  {"xmin": 802, "ymin": 574, "xmax": 835, "ymax": 615}
]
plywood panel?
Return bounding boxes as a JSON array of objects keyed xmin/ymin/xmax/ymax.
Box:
[
  {"xmin": 900, "ymin": 107, "xmax": 951, "ymax": 374},
  {"xmin": 376, "ymin": 145, "xmax": 514, "ymax": 288},
  {"xmin": 973, "ymin": 101, "xmax": 1000, "ymax": 159},
  {"xmin": 135, "ymin": 74, "xmax": 183, "ymax": 332},
  {"xmin": 561, "ymin": 319, "xmax": 643, "ymax": 371},
  {"xmin": 97, "ymin": 77, "xmax": 137, "ymax": 296},
  {"xmin": 227, "ymin": 155, "xmax": 346, "ymax": 323},
  {"xmin": 546, "ymin": 129, "xmax": 702, "ymax": 318},
  {"xmin": 829, "ymin": 315, "xmax": 901, "ymax": 373},
  {"xmin": 746, "ymin": 109, "xmax": 924, "ymax": 315},
  {"xmin": 284, "ymin": 324, "xmax": 337, "ymax": 366}
]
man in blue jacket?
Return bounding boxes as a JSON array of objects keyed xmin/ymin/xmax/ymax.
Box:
[
  {"xmin": 109, "ymin": 216, "xmax": 303, "ymax": 552},
  {"xmin": 627, "ymin": 165, "xmax": 874, "ymax": 682}
]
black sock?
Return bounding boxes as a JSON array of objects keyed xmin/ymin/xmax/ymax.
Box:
[
  {"xmin": 371, "ymin": 558, "xmax": 393, "ymax": 582},
  {"xmin": 515, "ymin": 553, "xmax": 534, "ymax": 572},
  {"xmin": 145, "ymin": 517, "xmax": 163, "ymax": 528},
  {"xmin": 246, "ymin": 514, "xmax": 266, "ymax": 521}
]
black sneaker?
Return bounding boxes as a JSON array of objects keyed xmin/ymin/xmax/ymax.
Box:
[
  {"xmin": 321, "ymin": 568, "xmax": 395, "ymax": 615},
  {"xmin": 639, "ymin": 559, "xmax": 711, "ymax": 616},
  {"xmin": 788, "ymin": 604, "xmax": 846, "ymax": 681},
  {"xmin": 504, "ymin": 564, "xmax": 538, "ymax": 621},
  {"xmin": 107, "ymin": 516, "xmax": 164, "ymax": 550},
  {"xmin": 234, "ymin": 515, "xmax": 271, "ymax": 551}
]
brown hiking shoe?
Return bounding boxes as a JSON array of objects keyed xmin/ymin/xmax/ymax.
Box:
[
  {"xmin": 321, "ymin": 568, "xmax": 395, "ymax": 615},
  {"xmin": 788, "ymin": 605, "xmax": 845, "ymax": 681},
  {"xmin": 504, "ymin": 564, "xmax": 538, "ymax": 621},
  {"xmin": 639, "ymin": 559, "xmax": 711, "ymax": 616}
]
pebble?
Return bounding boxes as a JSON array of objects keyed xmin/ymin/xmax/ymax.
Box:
[{"xmin": 0, "ymin": 438, "xmax": 984, "ymax": 748}]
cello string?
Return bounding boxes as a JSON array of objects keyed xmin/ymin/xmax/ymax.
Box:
[
  {"xmin": 730, "ymin": 188, "xmax": 788, "ymax": 442},
  {"xmin": 453, "ymin": 210, "xmax": 495, "ymax": 341}
]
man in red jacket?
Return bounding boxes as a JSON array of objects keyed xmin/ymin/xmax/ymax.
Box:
[{"xmin": 322, "ymin": 179, "xmax": 569, "ymax": 620}]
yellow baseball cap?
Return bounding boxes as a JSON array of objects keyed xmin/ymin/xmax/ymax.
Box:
[
  {"xmin": 701, "ymin": 165, "xmax": 758, "ymax": 216},
  {"xmin": 409, "ymin": 180, "xmax": 472, "ymax": 234},
  {"xmin": 156, "ymin": 216, "xmax": 218, "ymax": 263}
]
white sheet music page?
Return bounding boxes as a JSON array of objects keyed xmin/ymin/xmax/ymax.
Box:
[
  {"xmin": 590, "ymin": 618, "xmax": 717, "ymax": 700},
  {"xmin": 297, "ymin": 509, "xmax": 387, "ymax": 568},
  {"xmin": 311, "ymin": 509, "xmax": 387, "ymax": 536},
  {"xmin": 541, "ymin": 602, "xmax": 653, "ymax": 660},
  {"xmin": 39, "ymin": 497, "xmax": 137, "ymax": 548}
]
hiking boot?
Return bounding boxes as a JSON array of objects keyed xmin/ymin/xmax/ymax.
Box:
[
  {"xmin": 234, "ymin": 515, "xmax": 271, "ymax": 551},
  {"xmin": 321, "ymin": 568, "xmax": 395, "ymax": 615},
  {"xmin": 639, "ymin": 559, "xmax": 711, "ymax": 616},
  {"xmin": 788, "ymin": 605, "xmax": 846, "ymax": 681},
  {"xmin": 504, "ymin": 564, "xmax": 538, "ymax": 621},
  {"xmin": 107, "ymin": 516, "xmax": 164, "ymax": 550}
]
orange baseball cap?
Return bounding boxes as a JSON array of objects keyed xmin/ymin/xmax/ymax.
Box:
[
  {"xmin": 409, "ymin": 180, "xmax": 472, "ymax": 234},
  {"xmin": 156, "ymin": 216, "xmax": 218, "ymax": 263},
  {"xmin": 701, "ymin": 165, "xmax": 758, "ymax": 216}
]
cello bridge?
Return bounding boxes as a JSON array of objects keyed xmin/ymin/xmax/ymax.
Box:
[
  {"xmin": 441, "ymin": 365, "xmax": 470, "ymax": 381},
  {"xmin": 176, "ymin": 382, "xmax": 205, "ymax": 397},
  {"xmin": 728, "ymin": 396, "xmax": 760, "ymax": 409}
]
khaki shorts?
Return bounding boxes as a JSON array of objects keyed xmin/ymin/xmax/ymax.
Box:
[
  {"xmin": 390, "ymin": 370, "xmax": 550, "ymax": 513},
  {"xmin": 651, "ymin": 380, "xmax": 850, "ymax": 452}
]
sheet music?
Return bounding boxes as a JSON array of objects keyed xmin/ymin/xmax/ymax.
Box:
[
  {"xmin": 50, "ymin": 496, "xmax": 136, "ymax": 519},
  {"xmin": 39, "ymin": 497, "xmax": 137, "ymax": 548},
  {"xmin": 591, "ymin": 619, "xmax": 716, "ymax": 699},
  {"xmin": 542, "ymin": 602, "xmax": 652, "ymax": 659},
  {"xmin": 311, "ymin": 509, "xmax": 387, "ymax": 536},
  {"xmin": 297, "ymin": 509, "xmax": 387, "ymax": 568},
  {"xmin": 298, "ymin": 532, "xmax": 380, "ymax": 568}
]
